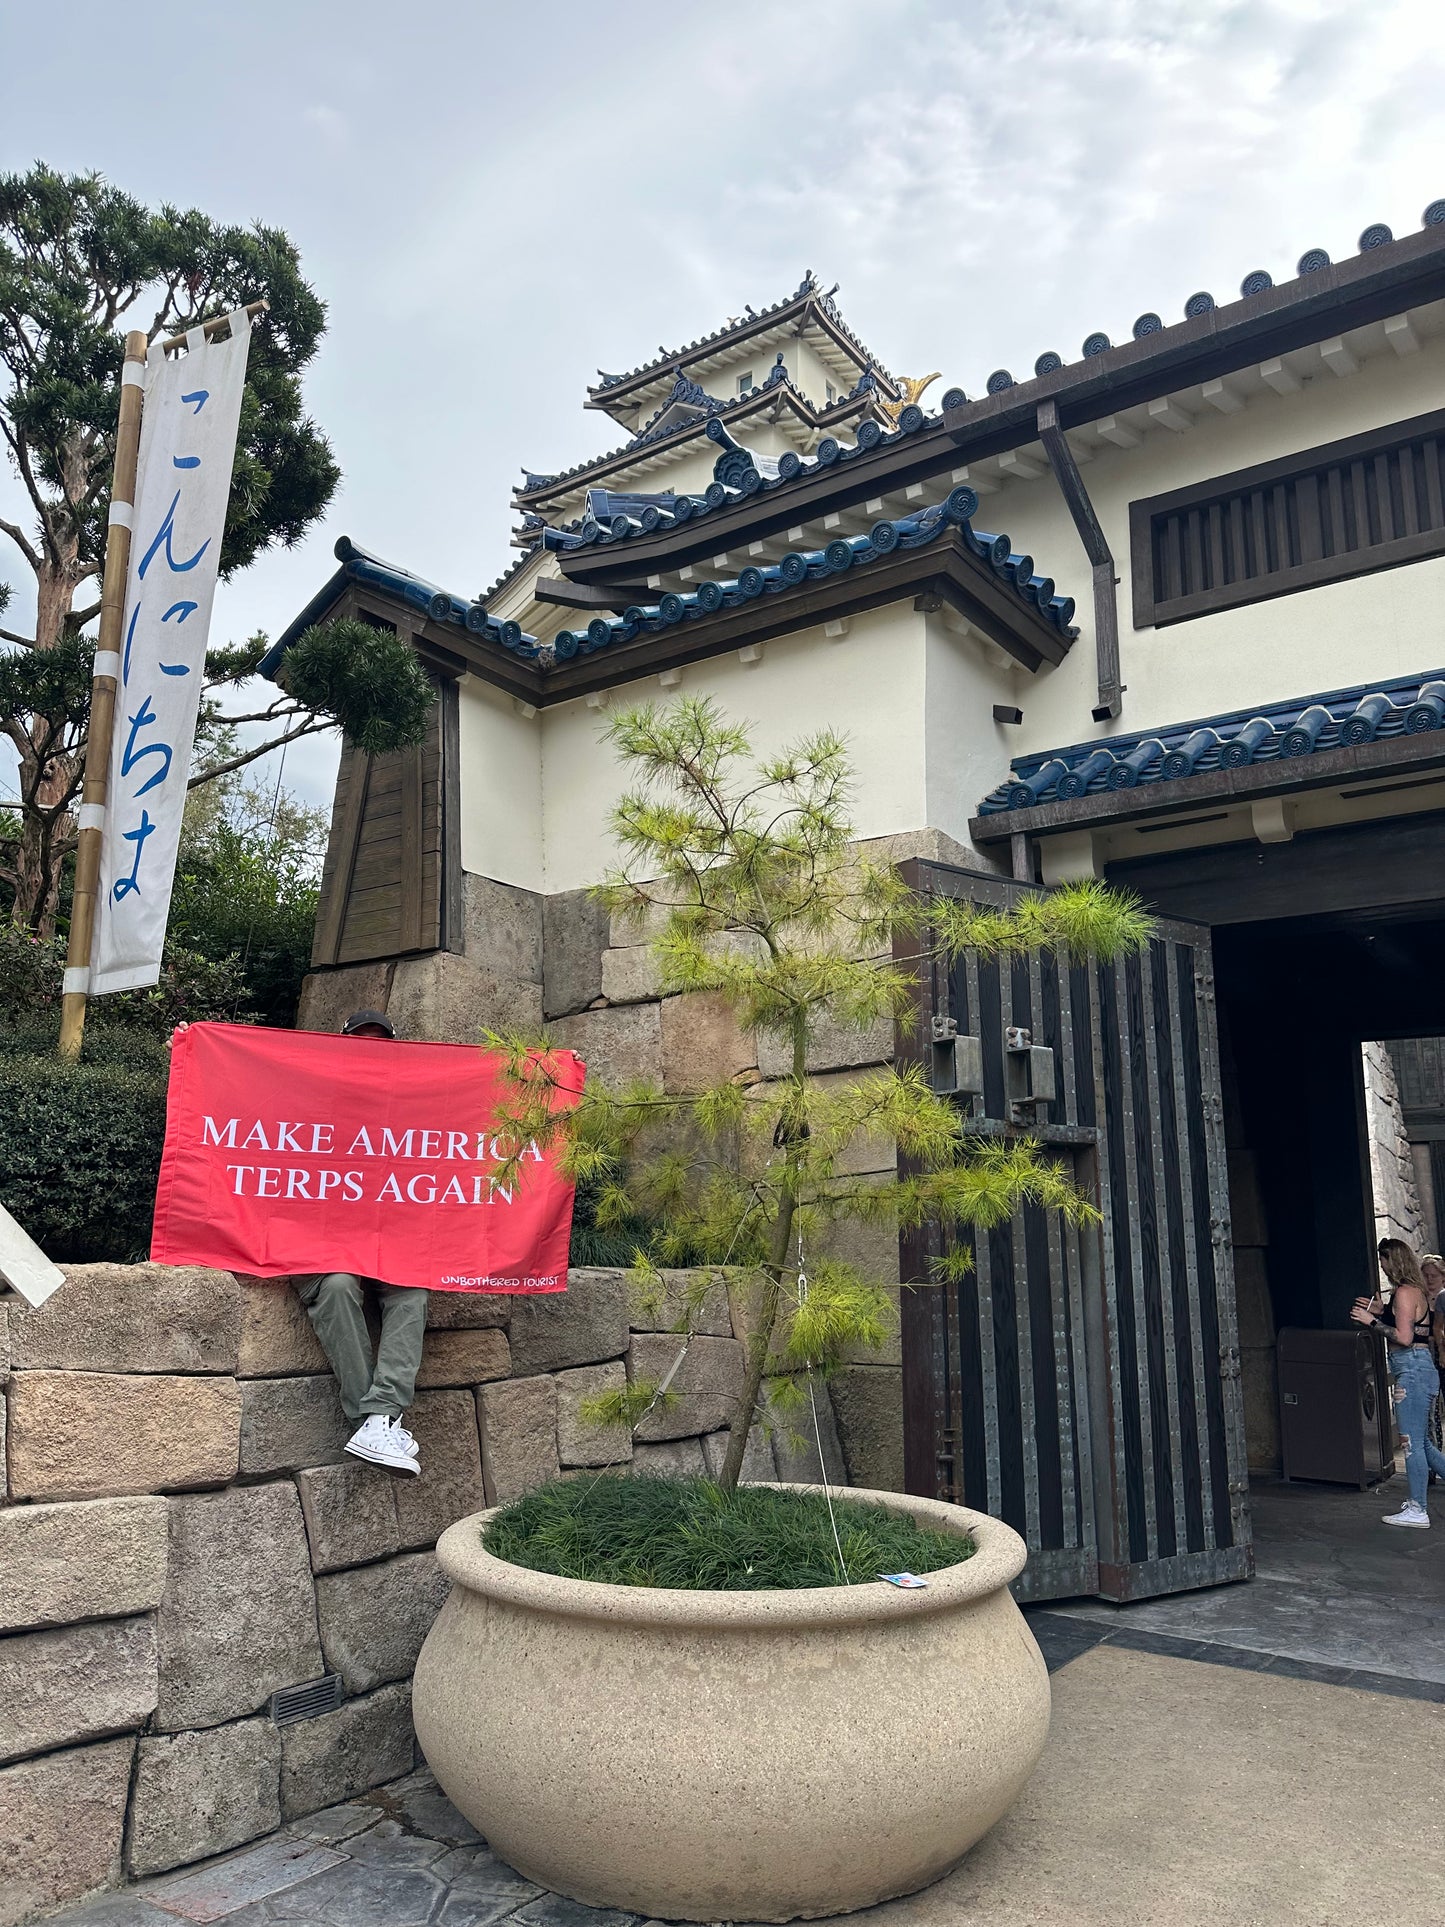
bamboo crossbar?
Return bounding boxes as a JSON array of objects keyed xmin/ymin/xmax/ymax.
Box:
[{"xmin": 160, "ymin": 297, "xmax": 268, "ymax": 354}]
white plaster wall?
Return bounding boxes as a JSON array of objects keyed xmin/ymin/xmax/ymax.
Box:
[
  {"xmin": 778, "ymin": 338, "xmax": 848, "ymax": 408},
  {"xmin": 497, "ymin": 605, "xmax": 932, "ymax": 895},
  {"xmin": 965, "ymin": 318, "xmax": 1445, "ymax": 768},
  {"xmin": 456, "ymin": 675, "xmax": 543, "ymax": 889},
  {"xmin": 923, "ymin": 615, "xmax": 1028, "ymax": 855}
]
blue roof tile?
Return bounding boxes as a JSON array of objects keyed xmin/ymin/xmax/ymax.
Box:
[
  {"xmin": 977, "ymin": 670, "xmax": 1445, "ymax": 814},
  {"xmin": 268, "ymin": 490, "xmax": 1076, "ymax": 688},
  {"xmin": 543, "ymin": 485, "xmax": 1075, "ymax": 665}
]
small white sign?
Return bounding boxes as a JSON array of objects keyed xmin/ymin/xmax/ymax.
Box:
[{"xmin": 0, "ymin": 1201, "xmax": 65, "ymax": 1307}]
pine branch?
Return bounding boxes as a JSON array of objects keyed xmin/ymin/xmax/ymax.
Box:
[
  {"xmin": 186, "ymin": 718, "xmax": 329, "ymax": 789},
  {"xmin": 0, "ymin": 511, "xmax": 40, "ymax": 574}
]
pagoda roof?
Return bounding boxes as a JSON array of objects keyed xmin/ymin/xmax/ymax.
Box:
[
  {"xmin": 513, "ymin": 366, "xmax": 892, "ymax": 525},
  {"xmin": 262, "ymin": 484, "xmax": 1076, "ymax": 707},
  {"xmin": 585, "ymin": 272, "xmax": 897, "ymax": 425},
  {"xmin": 556, "ymin": 205, "xmax": 1445, "ymax": 589},
  {"xmin": 549, "ymin": 393, "xmax": 945, "ymax": 559}
]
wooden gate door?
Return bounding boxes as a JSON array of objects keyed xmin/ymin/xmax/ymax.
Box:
[{"xmin": 898, "ymin": 861, "xmax": 1253, "ymax": 1603}]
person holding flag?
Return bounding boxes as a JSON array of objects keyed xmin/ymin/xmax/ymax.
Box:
[{"xmin": 172, "ymin": 1007, "xmax": 429, "ymax": 1475}]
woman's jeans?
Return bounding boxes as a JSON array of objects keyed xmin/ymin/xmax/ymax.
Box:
[{"xmin": 1389, "ymin": 1344, "xmax": 1445, "ymax": 1508}]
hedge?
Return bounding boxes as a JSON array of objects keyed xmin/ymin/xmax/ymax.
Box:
[{"xmin": 0, "ymin": 1052, "xmax": 167, "ymax": 1263}]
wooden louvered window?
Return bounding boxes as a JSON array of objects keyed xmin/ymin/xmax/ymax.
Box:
[
  {"xmin": 1130, "ymin": 406, "xmax": 1445, "ymax": 628},
  {"xmin": 310, "ymin": 675, "xmax": 463, "ymax": 968}
]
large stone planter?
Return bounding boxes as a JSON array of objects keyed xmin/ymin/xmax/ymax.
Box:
[{"xmin": 413, "ymin": 1486, "xmax": 1049, "ymax": 1921}]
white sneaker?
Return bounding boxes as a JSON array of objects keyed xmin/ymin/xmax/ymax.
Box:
[
  {"xmin": 1382, "ymin": 1502, "xmax": 1429, "ymax": 1529},
  {"xmin": 389, "ymin": 1419, "xmax": 420, "ymax": 1459},
  {"xmin": 345, "ymin": 1415, "xmax": 420, "ymax": 1476}
]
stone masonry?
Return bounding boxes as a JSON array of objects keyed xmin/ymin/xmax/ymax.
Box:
[
  {"xmin": 0, "ymin": 1259, "xmax": 858, "ymax": 1924},
  {"xmin": 296, "ymin": 846, "xmax": 919, "ymax": 1496}
]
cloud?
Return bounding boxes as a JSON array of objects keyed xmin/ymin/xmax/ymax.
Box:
[{"xmin": 4, "ymin": 0, "xmax": 1445, "ymax": 813}]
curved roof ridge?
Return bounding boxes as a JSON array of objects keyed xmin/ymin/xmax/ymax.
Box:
[
  {"xmin": 585, "ymin": 273, "xmax": 897, "ymax": 408},
  {"xmin": 515, "ymin": 380, "xmax": 887, "ymax": 510}
]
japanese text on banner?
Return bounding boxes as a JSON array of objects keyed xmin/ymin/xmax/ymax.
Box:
[{"xmin": 92, "ymin": 312, "xmax": 253, "ymax": 995}]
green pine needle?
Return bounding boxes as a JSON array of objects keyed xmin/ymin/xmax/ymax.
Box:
[{"xmin": 484, "ymin": 1475, "xmax": 972, "ymax": 1590}]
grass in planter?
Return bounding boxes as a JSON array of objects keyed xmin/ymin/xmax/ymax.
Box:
[{"xmin": 482, "ymin": 1474, "xmax": 973, "ymax": 1590}]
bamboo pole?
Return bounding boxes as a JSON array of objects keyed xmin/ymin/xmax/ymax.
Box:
[
  {"xmin": 159, "ymin": 298, "xmax": 268, "ymax": 356},
  {"xmin": 57, "ymin": 329, "xmax": 150, "ymax": 1061}
]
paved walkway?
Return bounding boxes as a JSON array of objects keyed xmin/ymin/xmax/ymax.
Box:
[
  {"xmin": 1038, "ymin": 1470, "xmax": 1445, "ymax": 1695},
  {"xmin": 51, "ymin": 1640, "xmax": 1445, "ymax": 1927},
  {"xmin": 47, "ymin": 1475, "xmax": 1445, "ymax": 1927}
]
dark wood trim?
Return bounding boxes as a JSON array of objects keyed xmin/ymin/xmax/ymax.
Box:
[
  {"xmin": 1149, "ymin": 404, "xmax": 1445, "ymax": 518},
  {"xmin": 893, "ymin": 857, "xmax": 943, "ymax": 1499},
  {"xmin": 1130, "ymin": 405, "xmax": 1445, "ymax": 628},
  {"xmin": 350, "ymin": 532, "xmax": 1072, "ymax": 710},
  {"xmin": 399, "ymin": 737, "xmax": 425, "ymax": 951},
  {"xmin": 968, "ymin": 729, "xmax": 1445, "ymax": 844},
  {"xmin": 440, "ymin": 678, "xmax": 465, "ymax": 955},
  {"xmin": 312, "ymin": 748, "xmax": 371, "ymax": 967},
  {"xmin": 1103, "ymin": 808, "xmax": 1445, "ymax": 925},
  {"xmin": 535, "ymin": 577, "xmax": 657, "ymax": 611},
  {"xmin": 557, "ymin": 428, "xmax": 961, "ymax": 581},
  {"xmin": 520, "ymin": 382, "xmax": 882, "ymax": 515}
]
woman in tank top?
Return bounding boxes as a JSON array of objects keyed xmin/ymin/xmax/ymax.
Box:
[{"xmin": 1351, "ymin": 1239, "xmax": 1445, "ymax": 1528}]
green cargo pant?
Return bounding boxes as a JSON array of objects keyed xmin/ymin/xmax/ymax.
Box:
[{"xmin": 294, "ymin": 1273, "xmax": 428, "ymax": 1423}]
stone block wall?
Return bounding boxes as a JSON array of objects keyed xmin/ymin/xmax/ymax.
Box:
[
  {"xmin": 295, "ymin": 847, "xmax": 923, "ymax": 1485},
  {"xmin": 0, "ymin": 1259, "xmax": 870, "ymax": 1925},
  {"xmin": 1363, "ymin": 1040, "xmax": 1423, "ymax": 1250}
]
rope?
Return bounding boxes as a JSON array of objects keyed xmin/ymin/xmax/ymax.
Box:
[
  {"xmin": 226, "ymin": 736, "xmax": 289, "ymax": 1022},
  {"xmin": 796, "ymin": 1228, "xmax": 851, "ymax": 1585}
]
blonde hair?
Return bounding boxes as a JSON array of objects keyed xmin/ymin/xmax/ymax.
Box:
[{"xmin": 1378, "ymin": 1238, "xmax": 1426, "ymax": 1293}]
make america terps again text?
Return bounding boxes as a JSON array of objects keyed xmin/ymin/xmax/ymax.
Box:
[{"xmin": 200, "ymin": 1116, "xmax": 544, "ymax": 1205}]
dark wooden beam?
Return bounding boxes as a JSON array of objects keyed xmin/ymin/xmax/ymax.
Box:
[
  {"xmin": 352, "ymin": 532, "xmax": 1071, "ymax": 709},
  {"xmin": 539, "ymin": 533, "xmax": 1068, "ymax": 699},
  {"xmin": 534, "ymin": 577, "xmax": 658, "ymax": 612},
  {"xmin": 968, "ymin": 730, "xmax": 1445, "ymax": 845},
  {"xmin": 1105, "ymin": 810, "xmax": 1445, "ymax": 926},
  {"xmin": 1037, "ymin": 400, "xmax": 1121, "ymax": 721}
]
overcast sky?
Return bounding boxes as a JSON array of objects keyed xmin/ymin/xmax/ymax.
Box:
[{"xmin": 5, "ymin": 0, "xmax": 1445, "ymax": 809}]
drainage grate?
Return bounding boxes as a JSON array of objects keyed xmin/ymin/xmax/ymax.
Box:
[{"xmin": 270, "ymin": 1674, "xmax": 343, "ymax": 1726}]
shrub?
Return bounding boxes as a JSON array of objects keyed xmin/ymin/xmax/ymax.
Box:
[
  {"xmin": 483, "ymin": 1474, "xmax": 973, "ymax": 1590},
  {"xmin": 0, "ymin": 919, "xmax": 248, "ymax": 1035},
  {"xmin": 0, "ymin": 1052, "xmax": 166, "ymax": 1262}
]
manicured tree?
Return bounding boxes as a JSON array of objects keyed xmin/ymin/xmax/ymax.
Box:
[
  {"xmin": 0, "ymin": 165, "xmax": 433, "ymax": 930},
  {"xmin": 492, "ymin": 697, "xmax": 1151, "ymax": 1492}
]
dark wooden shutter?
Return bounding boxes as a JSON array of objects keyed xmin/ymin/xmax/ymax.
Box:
[
  {"xmin": 311, "ymin": 681, "xmax": 458, "ymax": 967},
  {"xmin": 1130, "ymin": 406, "xmax": 1445, "ymax": 627},
  {"xmin": 898, "ymin": 861, "xmax": 1252, "ymax": 1603}
]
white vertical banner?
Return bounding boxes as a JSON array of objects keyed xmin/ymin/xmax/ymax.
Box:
[{"xmin": 92, "ymin": 311, "xmax": 253, "ymax": 994}]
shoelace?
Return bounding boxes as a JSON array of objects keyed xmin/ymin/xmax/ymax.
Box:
[{"xmin": 389, "ymin": 1420, "xmax": 419, "ymax": 1455}]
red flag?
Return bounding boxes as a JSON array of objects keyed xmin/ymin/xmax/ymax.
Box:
[{"xmin": 152, "ymin": 1023, "xmax": 584, "ymax": 1292}]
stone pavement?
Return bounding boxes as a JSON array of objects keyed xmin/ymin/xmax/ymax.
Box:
[
  {"xmin": 43, "ymin": 1628, "xmax": 1445, "ymax": 1927},
  {"xmin": 1039, "ymin": 1470, "xmax": 1445, "ymax": 1693}
]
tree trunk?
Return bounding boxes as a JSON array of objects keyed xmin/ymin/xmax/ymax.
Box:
[
  {"xmin": 717, "ymin": 1014, "xmax": 808, "ymax": 1492},
  {"xmin": 8, "ymin": 549, "xmax": 87, "ymax": 931}
]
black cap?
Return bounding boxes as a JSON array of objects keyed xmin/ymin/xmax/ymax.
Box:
[{"xmin": 341, "ymin": 1009, "xmax": 396, "ymax": 1038}]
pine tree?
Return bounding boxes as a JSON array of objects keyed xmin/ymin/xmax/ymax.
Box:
[
  {"xmin": 0, "ymin": 165, "xmax": 432, "ymax": 929},
  {"xmin": 492, "ymin": 697, "xmax": 1152, "ymax": 1492}
]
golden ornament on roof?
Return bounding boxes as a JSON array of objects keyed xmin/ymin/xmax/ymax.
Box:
[{"xmin": 878, "ymin": 372, "xmax": 942, "ymax": 424}]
